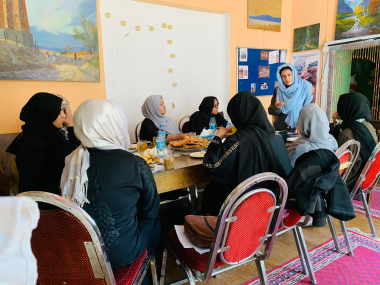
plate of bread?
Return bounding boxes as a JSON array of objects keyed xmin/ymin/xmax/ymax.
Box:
[{"xmin": 169, "ymin": 136, "xmax": 209, "ymax": 152}]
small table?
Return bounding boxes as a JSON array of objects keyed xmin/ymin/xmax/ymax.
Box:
[{"xmin": 153, "ymin": 155, "xmax": 210, "ymax": 194}]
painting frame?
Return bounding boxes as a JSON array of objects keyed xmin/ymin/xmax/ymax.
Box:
[
  {"xmin": 0, "ymin": 0, "xmax": 100, "ymax": 82},
  {"xmin": 293, "ymin": 23, "xmax": 320, "ymax": 52},
  {"xmin": 248, "ymin": 0, "xmax": 282, "ymax": 32},
  {"xmin": 291, "ymin": 51, "xmax": 321, "ymax": 104}
]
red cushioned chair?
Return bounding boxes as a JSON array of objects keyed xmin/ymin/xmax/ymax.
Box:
[
  {"xmin": 17, "ymin": 191, "xmax": 161, "ymax": 285},
  {"xmin": 350, "ymin": 142, "xmax": 380, "ymax": 238},
  {"xmin": 167, "ymin": 172, "xmax": 288, "ymax": 285},
  {"xmin": 335, "ymin": 139, "xmax": 361, "ymax": 183},
  {"xmin": 135, "ymin": 120, "xmax": 143, "ymax": 144},
  {"xmin": 178, "ymin": 116, "xmax": 190, "ymax": 133}
]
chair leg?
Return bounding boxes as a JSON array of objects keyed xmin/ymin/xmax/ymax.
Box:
[
  {"xmin": 159, "ymin": 249, "xmax": 167, "ymax": 285},
  {"xmin": 361, "ymin": 192, "xmax": 378, "ymax": 239},
  {"xmin": 295, "ymin": 227, "xmax": 317, "ymax": 285},
  {"xmin": 186, "ymin": 187, "xmax": 192, "ymax": 203},
  {"xmin": 150, "ymin": 258, "xmax": 159, "ymax": 285},
  {"xmin": 255, "ymin": 258, "xmax": 269, "ymax": 285},
  {"xmin": 213, "ymin": 266, "xmax": 221, "ymax": 278},
  {"xmin": 339, "ymin": 220, "xmax": 354, "ymax": 257},
  {"xmin": 292, "ymin": 228, "xmax": 309, "ymax": 276},
  {"xmin": 327, "ymin": 215, "xmax": 341, "ymax": 254},
  {"xmin": 194, "ymin": 185, "xmax": 198, "ymax": 199}
]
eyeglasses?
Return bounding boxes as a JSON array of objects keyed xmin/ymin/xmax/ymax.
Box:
[{"xmin": 213, "ymin": 103, "xmax": 219, "ymax": 108}]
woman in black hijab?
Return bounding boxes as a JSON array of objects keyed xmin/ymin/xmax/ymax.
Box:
[
  {"xmin": 332, "ymin": 92, "xmax": 378, "ymax": 191},
  {"xmin": 201, "ymin": 92, "xmax": 290, "ymax": 215},
  {"xmin": 7, "ymin": 92, "xmax": 80, "ymax": 194},
  {"xmin": 188, "ymin": 96, "xmax": 228, "ymax": 135}
]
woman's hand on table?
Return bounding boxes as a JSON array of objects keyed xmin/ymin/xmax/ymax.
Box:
[
  {"xmin": 295, "ymin": 126, "xmax": 299, "ymax": 135},
  {"xmin": 216, "ymin": 127, "xmax": 232, "ymax": 139},
  {"xmin": 275, "ymin": 98, "xmax": 285, "ymax": 110},
  {"xmin": 167, "ymin": 133, "xmax": 188, "ymax": 141}
]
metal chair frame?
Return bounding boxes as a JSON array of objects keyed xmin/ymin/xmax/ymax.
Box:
[
  {"xmin": 17, "ymin": 191, "xmax": 159, "ymax": 285},
  {"xmin": 178, "ymin": 116, "xmax": 190, "ymax": 133},
  {"xmin": 350, "ymin": 142, "xmax": 380, "ymax": 238},
  {"xmin": 167, "ymin": 173, "xmax": 288, "ymax": 285},
  {"xmin": 335, "ymin": 139, "xmax": 361, "ymax": 183},
  {"xmin": 135, "ymin": 120, "xmax": 143, "ymax": 143}
]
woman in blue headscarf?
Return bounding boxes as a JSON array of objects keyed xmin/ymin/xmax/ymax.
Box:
[{"xmin": 268, "ymin": 63, "xmax": 313, "ymax": 132}]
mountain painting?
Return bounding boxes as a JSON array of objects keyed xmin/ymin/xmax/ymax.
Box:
[
  {"xmin": 0, "ymin": 0, "xmax": 100, "ymax": 82},
  {"xmin": 335, "ymin": 0, "xmax": 380, "ymax": 40},
  {"xmin": 248, "ymin": 0, "xmax": 282, "ymax": 32}
]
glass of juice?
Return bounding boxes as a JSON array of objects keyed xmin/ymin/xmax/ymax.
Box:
[
  {"xmin": 164, "ymin": 152, "xmax": 175, "ymax": 169},
  {"xmin": 137, "ymin": 140, "xmax": 147, "ymax": 153},
  {"xmin": 153, "ymin": 136, "xmax": 157, "ymax": 147}
]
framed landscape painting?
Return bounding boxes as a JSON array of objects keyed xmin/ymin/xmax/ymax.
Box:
[
  {"xmin": 293, "ymin": 23, "xmax": 320, "ymax": 52},
  {"xmin": 335, "ymin": 0, "xmax": 380, "ymax": 40},
  {"xmin": 0, "ymin": 0, "xmax": 100, "ymax": 82},
  {"xmin": 248, "ymin": 0, "xmax": 282, "ymax": 32}
]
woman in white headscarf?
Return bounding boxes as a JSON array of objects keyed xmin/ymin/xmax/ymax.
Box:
[
  {"xmin": 140, "ymin": 95, "xmax": 187, "ymax": 142},
  {"xmin": 288, "ymin": 104, "xmax": 338, "ymax": 167},
  {"xmin": 61, "ymin": 99, "xmax": 161, "ymax": 273}
]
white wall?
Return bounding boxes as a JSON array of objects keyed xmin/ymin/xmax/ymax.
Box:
[{"xmin": 99, "ymin": 0, "xmax": 230, "ymax": 142}]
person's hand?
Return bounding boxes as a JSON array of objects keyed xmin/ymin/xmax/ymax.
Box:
[
  {"xmin": 178, "ymin": 133, "xmax": 188, "ymax": 140},
  {"xmin": 216, "ymin": 127, "xmax": 232, "ymax": 139},
  {"xmin": 332, "ymin": 111, "xmax": 340, "ymax": 127},
  {"xmin": 64, "ymin": 106, "xmax": 73, "ymax": 127},
  {"xmin": 295, "ymin": 126, "xmax": 299, "ymax": 135},
  {"xmin": 275, "ymin": 98, "xmax": 285, "ymax": 110}
]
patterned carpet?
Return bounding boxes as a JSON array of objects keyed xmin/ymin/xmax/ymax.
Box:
[
  {"xmin": 244, "ymin": 231, "xmax": 380, "ymax": 285},
  {"xmin": 352, "ymin": 188, "xmax": 380, "ymax": 220}
]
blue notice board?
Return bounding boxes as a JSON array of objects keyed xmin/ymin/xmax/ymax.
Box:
[{"xmin": 237, "ymin": 47, "xmax": 287, "ymax": 96}]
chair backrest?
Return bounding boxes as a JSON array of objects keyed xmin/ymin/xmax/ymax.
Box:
[
  {"xmin": 178, "ymin": 116, "xmax": 190, "ymax": 133},
  {"xmin": 352, "ymin": 142, "xmax": 380, "ymax": 196},
  {"xmin": 203, "ymin": 173, "xmax": 288, "ymax": 280},
  {"xmin": 135, "ymin": 120, "xmax": 143, "ymax": 143},
  {"xmin": 335, "ymin": 139, "xmax": 361, "ymax": 183},
  {"xmin": 17, "ymin": 192, "xmax": 116, "ymax": 285},
  {"xmin": 0, "ymin": 170, "xmax": 14, "ymax": 196}
]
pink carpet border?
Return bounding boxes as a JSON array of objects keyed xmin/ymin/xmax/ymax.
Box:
[{"xmin": 243, "ymin": 230, "xmax": 380, "ymax": 285}]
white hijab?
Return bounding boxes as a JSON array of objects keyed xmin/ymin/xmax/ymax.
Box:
[
  {"xmin": 0, "ymin": 197, "xmax": 39, "ymax": 285},
  {"xmin": 61, "ymin": 99, "xmax": 130, "ymax": 207},
  {"xmin": 288, "ymin": 104, "xmax": 338, "ymax": 167},
  {"xmin": 141, "ymin": 95, "xmax": 180, "ymax": 135}
]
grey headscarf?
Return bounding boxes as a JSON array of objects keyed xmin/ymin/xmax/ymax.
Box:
[
  {"xmin": 288, "ymin": 104, "xmax": 338, "ymax": 167},
  {"xmin": 52, "ymin": 93, "xmax": 70, "ymax": 138},
  {"xmin": 141, "ymin": 95, "xmax": 180, "ymax": 135}
]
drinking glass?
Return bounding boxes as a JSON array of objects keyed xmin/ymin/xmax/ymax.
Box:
[
  {"xmin": 137, "ymin": 140, "xmax": 148, "ymax": 153},
  {"xmin": 164, "ymin": 152, "xmax": 175, "ymax": 169},
  {"xmin": 189, "ymin": 132, "xmax": 196, "ymax": 137},
  {"xmin": 153, "ymin": 136, "xmax": 157, "ymax": 147}
]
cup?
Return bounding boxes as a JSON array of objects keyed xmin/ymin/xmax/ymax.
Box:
[
  {"xmin": 137, "ymin": 140, "xmax": 148, "ymax": 153},
  {"xmin": 153, "ymin": 136, "xmax": 157, "ymax": 147},
  {"xmin": 189, "ymin": 132, "xmax": 196, "ymax": 137},
  {"xmin": 164, "ymin": 152, "xmax": 175, "ymax": 169}
]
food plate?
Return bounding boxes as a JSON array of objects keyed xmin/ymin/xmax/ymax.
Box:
[
  {"xmin": 128, "ymin": 144, "xmax": 137, "ymax": 153},
  {"xmin": 151, "ymin": 165, "xmax": 164, "ymax": 174},
  {"xmin": 172, "ymin": 147, "xmax": 207, "ymax": 153},
  {"xmin": 190, "ymin": 151, "xmax": 205, "ymax": 158}
]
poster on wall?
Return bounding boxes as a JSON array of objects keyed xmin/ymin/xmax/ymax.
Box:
[
  {"xmin": 260, "ymin": 82, "xmax": 269, "ymax": 90},
  {"xmin": 269, "ymin": 50, "xmax": 279, "ymax": 64},
  {"xmin": 239, "ymin": 65, "xmax": 249, "ymax": 79},
  {"xmin": 260, "ymin": 51, "xmax": 269, "ymax": 60},
  {"xmin": 0, "ymin": 0, "xmax": 100, "ymax": 82},
  {"xmin": 248, "ymin": 0, "xmax": 282, "ymax": 32},
  {"xmin": 240, "ymin": 48, "xmax": 248, "ymax": 62},
  {"xmin": 293, "ymin": 23, "xmax": 320, "ymax": 52},
  {"xmin": 258, "ymin": 66, "xmax": 270, "ymax": 78},
  {"xmin": 291, "ymin": 51, "xmax": 321, "ymax": 104},
  {"xmin": 335, "ymin": 0, "xmax": 380, "ymax": 40},
  {"xmin": 251, "ymin": 83, "xmax": 256, "ymax": 93}
]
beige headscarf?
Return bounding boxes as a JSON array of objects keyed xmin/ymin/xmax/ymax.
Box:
[{"xmin": 61, "ymin": 99, "xmax": 130, "ymax": 206}]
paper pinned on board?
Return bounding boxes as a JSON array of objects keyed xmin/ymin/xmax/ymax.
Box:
[{"xmin": 174, "ymin": 225, "xmax": 210, "ymax": 255}]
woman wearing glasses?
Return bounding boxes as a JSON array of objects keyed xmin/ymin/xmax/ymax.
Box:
[{"xmin": 189, "ymin": 97, "xmax": 228, "ymax": 135}]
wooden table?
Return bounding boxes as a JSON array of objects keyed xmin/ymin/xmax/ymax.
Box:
[{"xmin": 153, "ymin": 155, "xmax": 210, "ymax": 194}]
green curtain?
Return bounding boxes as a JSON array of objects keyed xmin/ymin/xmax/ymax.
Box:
[{"xmin": 333, "ymin": 50, "xmax": 352, "ymax": 114}]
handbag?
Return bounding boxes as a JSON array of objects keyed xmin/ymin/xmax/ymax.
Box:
[{"xmin": 184, "ymin": 215, "xmax": 218, "ymax": 248}]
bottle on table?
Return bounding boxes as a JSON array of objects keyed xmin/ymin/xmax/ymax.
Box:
[
  {"xmin": 209, "ymin": 117, "xmax": 216, "ymax": 141},
  {"xmin": 156, "ymin": 135, "xmax": 165, "ymax": 158},
  {"xmin": 158, "ymin": 125, "xmax": 166, "ymax": 139}
]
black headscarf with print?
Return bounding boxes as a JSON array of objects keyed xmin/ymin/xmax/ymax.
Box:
[
  {"xmin": 227, "ymin": 91, "xmax": 286, "ymax": 185},
  {"xmin": 337, "ymin": 92, "xmax": 377, "ymax": 168},
  {"xmin": 7, "ymin": 93, "xmax": 77, "ymax": 178}
]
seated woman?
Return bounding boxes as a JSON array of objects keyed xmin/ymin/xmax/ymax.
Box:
[
  {"xmin": 61, "ymin": 99, "xmax": 161, "ymax": 274},
  {"xmin": 331, "ymin": 92, "xmax": 378, "ymax": 191},
  {"xmin": 140, "ymin": 95, "xmax": 187, "ymax": 142},
  {"xmin": 202, "ymin": 91, "xmax": 289, "ymax": 216},
  {"xmin": 7, "ymin": 92, "xmax": 80, "ymax": 195},
  {"xmin": 188, "ymin": 96, "xmax": 227, "ymax": 135},
  {"xmin": 268, "ymin": 63, "xmax": 313, "ymax": 132},
  {"xmin": 288, "ymin": 104, "xmax": 338, "ymax": 168}
]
